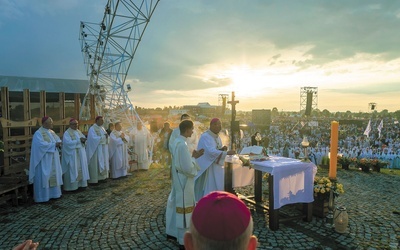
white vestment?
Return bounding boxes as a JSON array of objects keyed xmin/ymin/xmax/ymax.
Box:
[
  {"xmin": 132, "ymin": 128, "xmax": 151, "ymax": 170},
  {"xmin": 61, "ymin": 128, "xmax": 90, "ymax": 191},
  {"xmin": 86, "ymin": 124, "xmax": 109, "ymax": 183},
  {"xmin": 194, "ymin": 130, "xmax": 227, "ymax": 202},
  {"xmin": 29, "ymin": 127, "xmax": 63, "ymax": 202},
  {"xmin": 169, "ymin": 127, "xmax": 198, "ymax": 154},
  {"xmin": 108, "ymin": 130, "xmax": 130, "ymax": 178},
  {"xmin": 166, "ymin": 135, "xmax": 199, "ymax": 245}
]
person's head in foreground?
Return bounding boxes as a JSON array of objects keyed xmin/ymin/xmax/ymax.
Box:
[{"xmin": 184, "ymin": 191, "xmax": 258, "ymax": 250}]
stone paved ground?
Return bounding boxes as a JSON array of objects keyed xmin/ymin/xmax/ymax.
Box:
[{"xmin": 1, "ymin": 164, "xmax": 400, "ymax": 250}]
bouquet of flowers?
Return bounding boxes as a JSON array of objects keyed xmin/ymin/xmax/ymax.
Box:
[{"xmin": 313, "ymin": 176, "xmax": 344, "ymax": 199}]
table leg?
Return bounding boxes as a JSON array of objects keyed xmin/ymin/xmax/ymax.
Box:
[
  {"xmin": 303, "ymin": 202, "xmax": 313, "ymax": 222},
  {"xmin": 268, "ymin": 174, "xmax": 279, "ymax": 230},
  {"xmin": 224, "ymin": 162, "xmax": 234, "ymax": 194},
  {"xmin": 254, "ymin": 169, "xmax": 262, "ymax": 202}
]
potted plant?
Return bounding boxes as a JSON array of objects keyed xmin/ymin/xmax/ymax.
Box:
[
  {"xmin": 371, "ymin": 159, "xmax": 389, "ymax": 172},
  {"xmin": 337, "ymin": 155, "xmax": 354, "ymax": 170},
  {"xmin": 313, "ymin": 176, "xmax": 345, "ymax": 217},
  {"xmin": 357, "ymin": 158, "xmax": 372, "ymax": 173}
]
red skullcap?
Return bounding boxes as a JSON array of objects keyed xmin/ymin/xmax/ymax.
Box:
[
  {"xmin": 69, "ymin": 118, "xmax": 77, "ymax": 123},
  {"xmin": 42, "ymin": 116, "xmax": 50, "ymax": 124},
  {"xmin": 210, "ymin": 118, "xmax": 220, "ymax": 125},
  {"xmin": 192, "ymin": 191, "xmax": 251, "ymax": 241},
  {"xmin": 95, "ymin": 116, "xmax": 103, "ymax": 121}
]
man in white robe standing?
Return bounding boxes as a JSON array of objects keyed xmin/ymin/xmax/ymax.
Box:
[
  {"xmin": 132, "ymin": 122, "xmax": 151, "ymax": 170},
  {"xmin": 166, "ymin": 113, "xmax": 195, "ymax": 241},
  {"xmin": 194, "ymin": 118, "xmax": 236, "ymax": 202},
  {"xmin": 61, "ymin": 118, "xmax": 90, "ymax": 191},
  {"xmin": 86, "ymin": 116, "xmax": 109, "ymax": 184},
  {"xmin": 29, "ymin": 116, "xmax": 63, "ymax": 203},
  {"xmin": 108, "ymin": 121, "xmax": 130, "ymax": 178},
  {"xmin": 166, "ymin": 120, "xmax": 204, "ymax": 249}
]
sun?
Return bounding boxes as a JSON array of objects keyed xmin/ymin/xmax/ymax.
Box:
[{"xmin": 220, "ymin": 65, "xmax": 268, "ymax": 97}]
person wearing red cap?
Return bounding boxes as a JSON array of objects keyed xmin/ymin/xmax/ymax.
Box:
[
  {"xmin": 86, "ymin": 116, "xmax": 110, "ymax": 183},
  {"xmin": 167, "ymin": 120, "xmax": 204, "ymax": 248},
  {"xmin": 29, "ymin": 116, "xmax": 63, "ymax": 202},
  {"xmin": 194, "ymin": 118, "xmax": 236, "ymax": 201},
  {"xmin": 61, "ymin": 118, "xmax": 90, "ymax": 191},
  {"xmin": 184, "ymin": 191, "xmax": 258, "ymax": 250},
  {"xmin": 108, "ymin": 121, "xmax": 130, "ymax": 179}
]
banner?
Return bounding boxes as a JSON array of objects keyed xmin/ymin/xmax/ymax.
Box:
[{"xmin": 363, "ymin": 120, "xmax": 371, "ymax": 138}]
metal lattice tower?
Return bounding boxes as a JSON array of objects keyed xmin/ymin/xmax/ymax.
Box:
[
  {"xmin": 300, "ymin": 86, "xmax": 318, "ymax": 115},
  {"xmin": 78, "ymin": 0, "xmax": 160, "ymax": 127},
  {"xmin": 218, "ymin": 93, "xmax": 229, "ymax": 115}
]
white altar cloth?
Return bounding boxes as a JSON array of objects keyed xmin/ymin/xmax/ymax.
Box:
[
  {"xmin": 225, "ymin": 155, "xmax": 254, "ymax": 188},
  {"xmin": 251, "ymin": 156, "xmax": 317, "ymax": 209}
]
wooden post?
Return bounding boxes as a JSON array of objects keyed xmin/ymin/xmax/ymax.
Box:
[
  {"xmin": 74, "ymin": 93, "xmax": 81, "ymax": 120},
  {"xmin": 23, "ymin": 89, "xmax": 31, "ymax": 169},
  {"xmin": 40, "ymin": 90, "xmax": 46, "ymax": 118},
  {"xmin": 90, "ymin": 94, "xmax": 96, "ymax": 120},
  {"xmin": 1, "ymin": 87, "xmax": 10, "ymax": 175},
  {"xmin": 59, "ymin": 92, "xmax": 65, "ymax": 136}
]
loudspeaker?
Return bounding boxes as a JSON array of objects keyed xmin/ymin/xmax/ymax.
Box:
[{"xmin": 305, "ymin": 91, "xmax": 313, "ymax": 116}]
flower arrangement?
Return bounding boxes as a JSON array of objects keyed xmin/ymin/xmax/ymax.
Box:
[
  {"xmin": 338, "ymin": 156, "xmax": 356, "ymax": 165},
  {"xmin": 337, "ymin": 155, "xmax": 357, "ymax": 170},
  {"xmin": 313, "ymin": 176, "xmax": 344, "ymax": 199},
  {"xmin": 357, "ymin": 158, "xmax": 389, "ymax": 172}
]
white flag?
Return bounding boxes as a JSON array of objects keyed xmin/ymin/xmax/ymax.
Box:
[
  {"xmin": 377, "ymin": 120, "xmax": 383, "ymax": 138},
  {"xmin": 363, "ymin": 120, "xmax": 371, "ymax": 137}
]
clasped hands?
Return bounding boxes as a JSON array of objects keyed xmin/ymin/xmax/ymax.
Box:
[{"xmin": 192, "ymin": 148, "xmax": 205, "ymax": 159}]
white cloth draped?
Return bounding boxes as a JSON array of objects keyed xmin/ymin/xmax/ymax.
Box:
[
  {"xmin": 108, "ymin": 130, "xmax": 130, "ymax": 178},
  {"xmin": 194, "ymin": 130, "xmax": 227, "ymax": 202},
  {"xmin": 131, "ymin": 128, "xmax": 151, "ymax": 170},
  {"xmin": 86, "ymin": 124, "xmax": 109, "ymax": 183},
  {"xmin": 61, "ymin": 128, "xmax": 90, "ymax": 191},
  {"xmin": 29, "ymin": 127, "xmax": 63, "ymax": 202},
  {"xmin": 251, "ymin": 156, "xmax": 317, "ymax": 209}
]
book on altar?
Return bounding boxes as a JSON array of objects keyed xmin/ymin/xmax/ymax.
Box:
[{"xmin": 240, "ymin": 146, "xmax": 264, "ymax": 155}]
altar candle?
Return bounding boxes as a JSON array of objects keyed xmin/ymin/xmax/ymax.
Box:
[{"xmin": 329, "ymin": 121, "xmax": 339, "ymax": 179}]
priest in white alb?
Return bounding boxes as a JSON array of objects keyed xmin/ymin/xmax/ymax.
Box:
[
  {"xmin": 131, "ymin": 122, "xmax": 151, "ymax": 170},
  {"xmin": 61, "ymin": 118, "xmax": 90, "ymax": 191},
  {"xmin": 194, "ymin": 118, "xmax": 236, "ymax": 202},
  {"xmin": 29, "ymin": 116, "xmax": 63, "ymax": 202},
  {"xmin": 108, "ymin": 121, "xmax": 130, "ymax": 179},
  {"xmin": 166, "ymin": 120, "xmax": 204, "ymax": 248},
  {"xmin": 86, "ymin": 116, "xmax": 109, "ymax": 183}
]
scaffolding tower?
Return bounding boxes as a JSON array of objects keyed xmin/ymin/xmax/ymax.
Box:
[{"xmin": 300, "ymin": 86, "xmax": 318, "ymax": 115}]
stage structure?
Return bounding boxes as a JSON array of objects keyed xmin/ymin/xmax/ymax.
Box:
[
  {"xmin": 218, "ymin": 93, "xmax": 229, "ymax": 115},
  {"xmin": 78, "ymin": 0, "xmax": 160, "ymax": 127},
  {"xmin": 300, "ymin": 87, "xmax": 318, "ymax": 116},
  {"xmin": 368, "ymin": 102, "xmax": 377, "ymax": 112}
]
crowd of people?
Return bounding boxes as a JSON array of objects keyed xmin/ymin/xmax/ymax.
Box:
[
  {"xmin": 26, "ymin": 112, "xmax": 400, "ymax": 249},
  {"xmin": 28, "ymin": 116, "xmax": 152, "ymax": 204}
]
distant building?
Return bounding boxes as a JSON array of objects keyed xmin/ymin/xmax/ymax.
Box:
[{"xmin": 183, "ymin": 102, "xmax": 217, "ymax": 116}]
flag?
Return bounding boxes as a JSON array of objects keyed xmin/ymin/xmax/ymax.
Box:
[
  {"xmin": 377, "ymin": 120, "xmax": 383, "ymax": 138},
  {"xmin": 363, "ymin": 120, "xmax": 371, "ymax": 138}
]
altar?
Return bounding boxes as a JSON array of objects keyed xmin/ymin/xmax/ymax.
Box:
[{"xmin": 226, "ymin": 156, "xmax": 317, "ymax": 230}]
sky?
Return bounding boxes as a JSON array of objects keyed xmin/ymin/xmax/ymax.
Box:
[{"xmin": 1, "ymin": 0, "xmax": 400, "ymax": 113}]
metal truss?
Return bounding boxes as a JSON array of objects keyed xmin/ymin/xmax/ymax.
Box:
[
  {"xmin": 300, "ymin": 86, "xmax": 318, "ymax": 115},
  {"xmin": 78, "ymin": 0, "xmax": 160, "ymax": 127}
]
